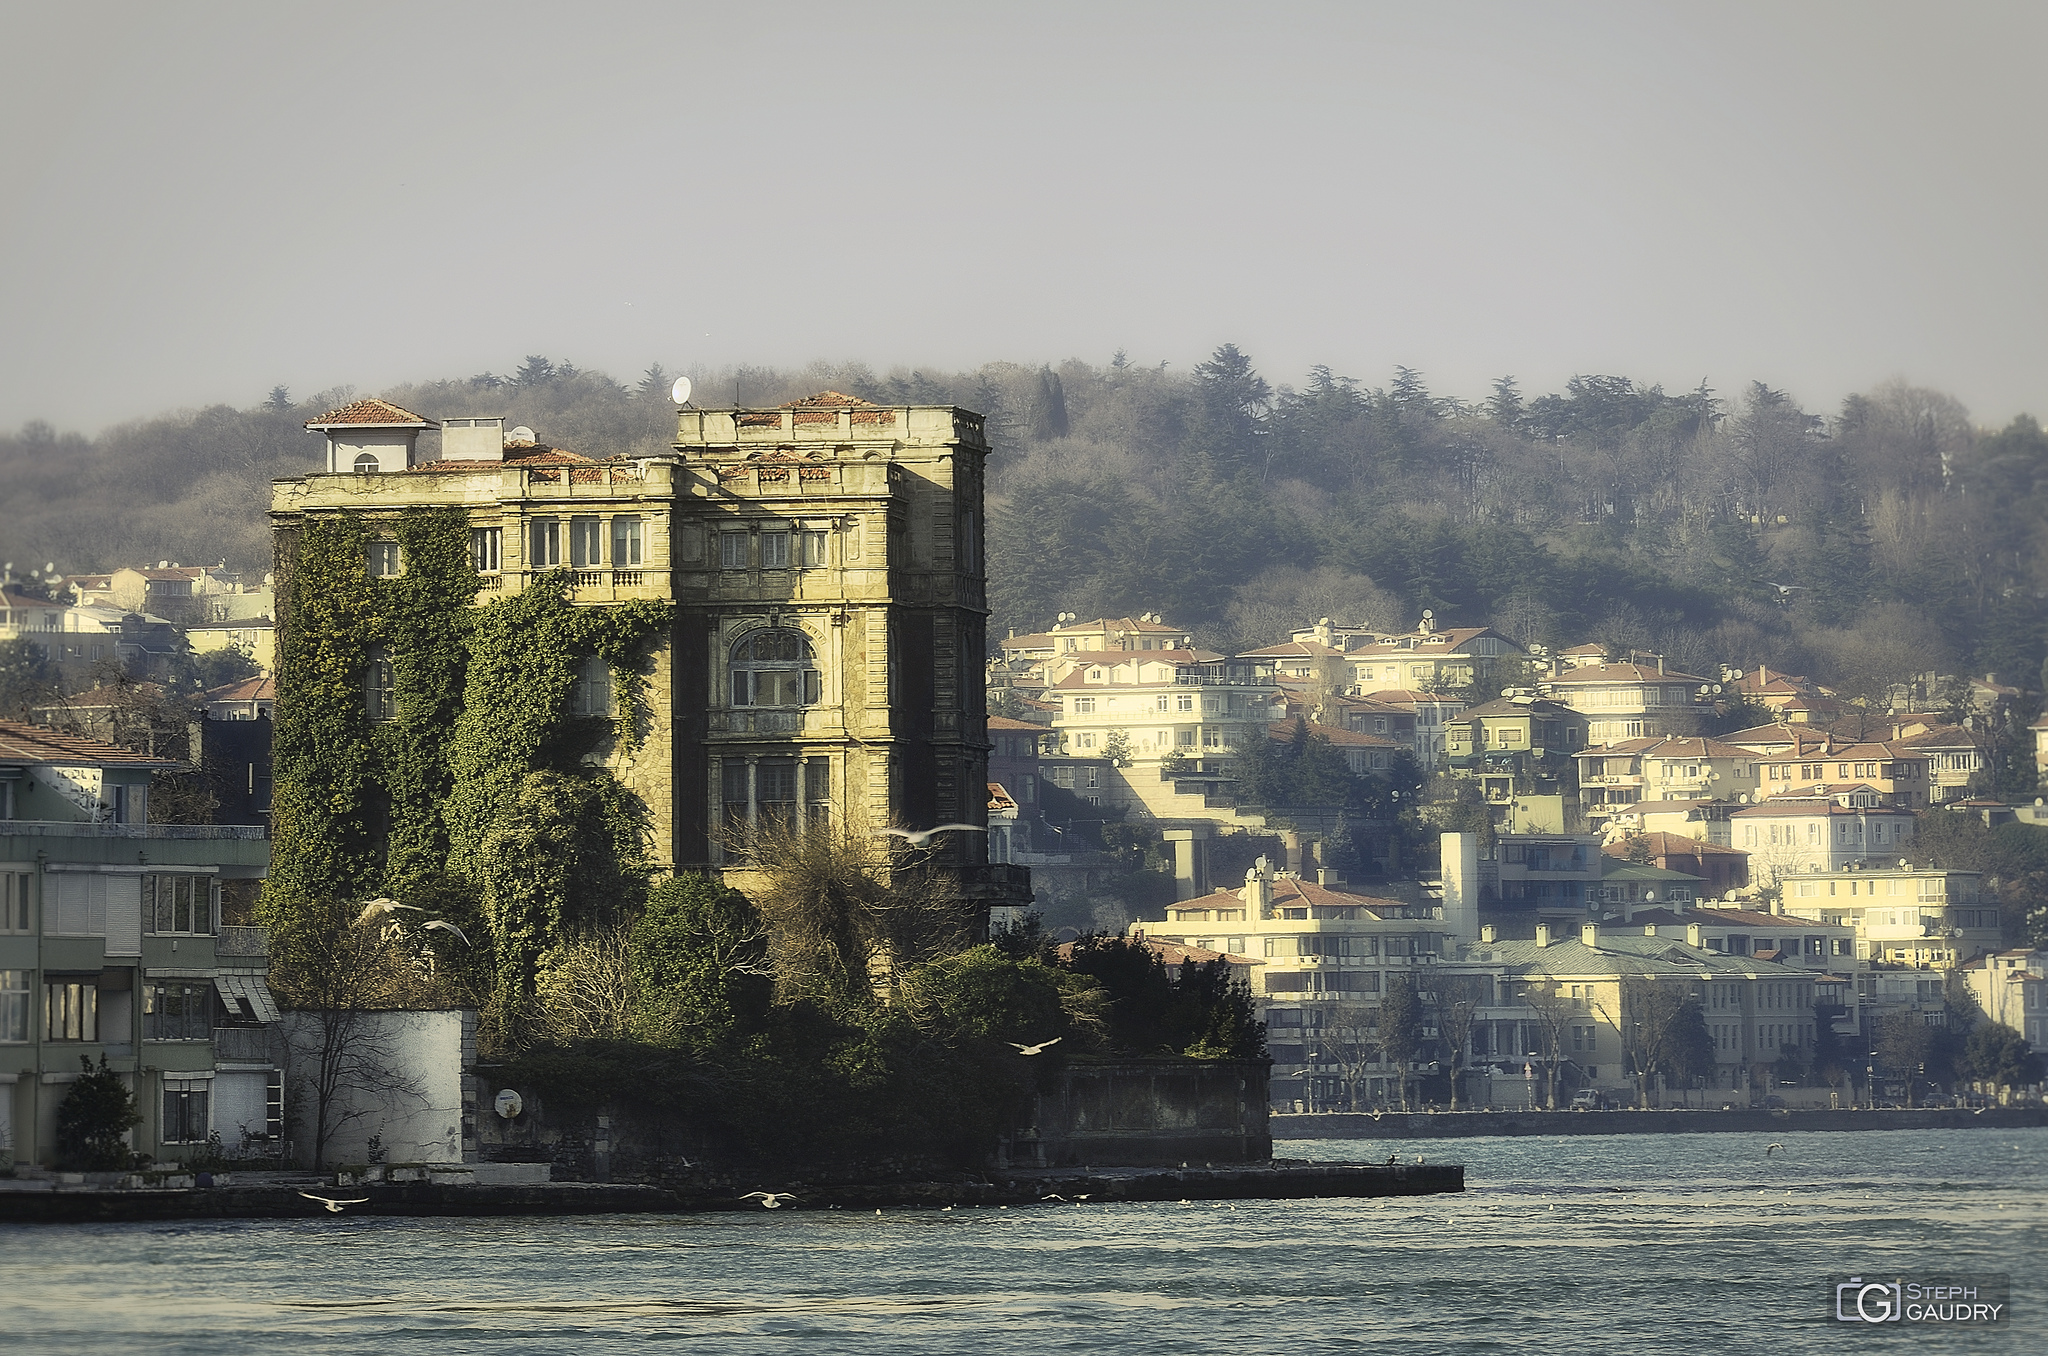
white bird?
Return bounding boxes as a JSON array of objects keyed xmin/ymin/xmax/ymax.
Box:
[
  {"xmin": 740, "ymin": 1191, "xmax": 800, "ymax": 1209},
  {"xmin": 1761, "ymin": 581, "xmax": 1807, "ymax": 596},
  {"xmin": 354, "ymin": 899, "xmax": 421, "ymax": 927},
  {"xmin": 1766, "ymin": 1143, "xmax": 1784, "ymax": 1156},
  {"xmin": 1042, "ymin": 1193, "xmax": 1068, "ymax": 1202},
  {"xmin": 299, "ymin": 1191, "xmax": 370, "ymax": 1213},
  {"xmin": 1011, "ymin": 1038, "xmax": 1062, "ymax": 1056},
  {"xmin": 875, "ymin": 823, "xmax": 987, "ymax": 847},
  {"xmin": 422, "ymin": 919, "xmax": 472, "ymax": 947}
]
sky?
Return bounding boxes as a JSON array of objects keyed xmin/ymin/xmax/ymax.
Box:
[{"xmin": 4, "ymin": 1, "xmax": 2047, "ymax": 433}]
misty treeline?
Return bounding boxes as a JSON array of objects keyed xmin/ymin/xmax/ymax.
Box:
[{"xmin": 4, "ymin": 349, "xmax": 2044, "ymax": 699}]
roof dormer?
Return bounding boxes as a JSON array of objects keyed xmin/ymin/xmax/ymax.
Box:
[{"xmin": 305, "ymin": 398, "xmax": 432, "ymax": 473}]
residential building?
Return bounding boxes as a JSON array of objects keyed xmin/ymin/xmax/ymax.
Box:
[
  {"xmin": 1351, "ymin": 688, "xmax": 1463, "ymax": 768},
  {"xmin": 184, "ymin": 615, "xmax": 276, "ymax": 673},
  {"xmin": 199, "ymin": 676, "xmax": 275, "ymax": 722},
  {"xmin": 1600, "ymin": 832, "xmax": 1750, "ymax": 896},
  {"xmin": 272, "ymin": 393, "xmax": 1028, "ymax": 912},
  {"xmin": 1721, "ymin": 724, "xmax": 1932, "ymax": 809},
  {"xmin": 1722, "ymin": 664, "xmax": 1843, "ymax": 724},
  {"xmin": 1894, "ymin": 722, "xmax": 1984, "ymax": 805},
  {"xmin": 66, "ymin": 564, "xmax": 242, "ymax": 629},
  {"xmin": 1600, "ymin": 797, "xmax": 1735, "ymax": 846},
  {"xmin": 2032, "ymin": 714, "xmax": 2048, "ymax": 786},
  {"xmin": 1323, "ymin": 620, "xmax": 1527, "ymax": 694},
  {"xmin": 1540, "ymin": 661, "xmax": 1715, "ymax": 741},
  {"xmin": 1455, "ymin": 831, "xmax": 1603, "ymax": 936},
  {"xmin": 1593, "ymin": 858, "xmax": 1708, "ymax": 912},
  {"xmin": 0, "ymin": 589, "xmax": 188, "ymax": 686},
  {"xmin": 1574, "ymin": 735, "xmax": 1761, "ymax": 834},
  {"xmin": 1963, "ymin": 949, "xmax": 2047, "ymax": 1053},
  {"xmin": 1730, "ymin": 795, "xmax": 1918, "ymax": 883},
  {"xmin": 1, "ymin": 720, "xmax": 275, "ymax": 1169},
  {"xmin": 1781, "ymin": 866, "xmax": 1999, "ymax": 969}
]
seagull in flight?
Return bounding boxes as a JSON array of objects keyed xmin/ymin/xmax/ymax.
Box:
[
  {"xmin": 1010, "ymin": 1037, "xmax": 1062, "ymax": 1056},
  {"xmin": 354, "ymin": 899, "xmax": 422, "ymax": 927},
  {"xmin": 740, "ymin": 1191, "xmax": 800, "ymax": 1209},
  {"xmin": 299, "ymin": 1191, "xmax": 370, "ymax": 1213},
  {"xmin": 422, "ymin": 919, "xmax": 472, "ymax": 947},
  {"xmin": 875, "ymin": 823, "xmax": 987, "ymax": 847},
  {"xmin": 1760, "ymin": 581, "xmax": 1807, "ymax": 597},
  {"xmin": 1766, "ymin": 1143, "xmax": 1784, "ymax": 1156}
]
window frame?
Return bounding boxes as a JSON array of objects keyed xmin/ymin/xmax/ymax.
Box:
[
  {"xmin": 146, "ymin": 874, "xmax": 216, "ymax": 937},
  {"xmin": 530, "ymin": 517, "xmax": 563, "ymax": 568},
  {"xmin": 569, "ymin": 516, "xmax": 605, "ymax": 569},
  {"xmin": 0, "ymin": 872, "xmax": 27, "ymax": 933},
  {"xmin": 572, "ymin": 654, "xmax": 614, "ymax": 718},
  {"xmin": 145, "ymin": 980, "xmax": 214, "ymax": 1042},
  {"xmin": 0, "ymin": 969, "xmax": 29, "ymax": 1042},
  {"xmin": 610, "ymin": 516, "xmax": 644, "ymax": 568},
  {"xmin": 471, "ymin": 526, "xmax": 503, "ymax": 574},
  {"xmin": 719, "ymin": 531, "xmax": 750, "ymax": 570},
  {"xmin": 161, "ymin": 1083, "xmax": 211, "ymax": 1144},
  {"xmin": 44, "ymin": 979, "xmax": 98, "ymax": 1042},
  {"xmin": 365, "ymin": 540, "xmax": 402, "ymax": 577},
  {"xmin": 759, "ymin": 531, "xmax": 791, "ymax": 570},
  {"xmin": 365, "ymin": 649, "xmax": 396, "ymax": 721},
  {"xmin": 728, "ymin": 628, "xmax": 822, "ymax": 708}
]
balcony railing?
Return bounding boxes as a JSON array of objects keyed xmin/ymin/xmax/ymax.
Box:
[
  {"xmin": 212, "ymin": 1027, "xmax": 272, "ymax": 1062},
  {"xmin": 217, "ymin": 925, "xmax": 269, "ymax": 957},
  {"xmin": 0, "ymin": 820, "xmax": 266, "ymax": 840},
  {"xmin": 710, "ymin": 710, "xmax": 805, "ymax": 734}
]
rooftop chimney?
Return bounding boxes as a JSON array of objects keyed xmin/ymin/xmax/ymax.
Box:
[
  {"xmin": 1581, "ymin": 923, "xmax": 1601, "ymax": 947},
  {"xmin": 1535, "ymin": 923, "xmax": 1553, "ymax": 948},
  {"xmin": 440, "ymin": 416, "xmax": 508, "ymax": 462},
  {"xmin": 1686, "ymin": 922, "xmax": 1704, "ymax": 948},
  {"xmin": 1480, "ymin": 924, "xmax": 1498, "ymax": 943}
]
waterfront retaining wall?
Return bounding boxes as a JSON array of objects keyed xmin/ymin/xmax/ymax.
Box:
[{"xmin": 1273, "ymin": 1104, "xmax": 2048, "ymax": 1139}]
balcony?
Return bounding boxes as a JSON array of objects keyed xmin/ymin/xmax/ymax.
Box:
[
  {"xmin": 212, "ymin": 1027, "xmax": 273, "ymax": 1062},
  {"xmin": 217, "ymin": 925, "xmax": 269, "ymax": 958},
  {"xmin": 710, "ymin": 710, "xmax": 806, "ymax": 734},
  {"xmin": 0, "ymin": 820, "xmax": 266, "ymax": 840}
]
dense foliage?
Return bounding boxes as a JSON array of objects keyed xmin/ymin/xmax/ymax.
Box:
[{"xmin": 55, "ymin": 1055, "xmax": 143, "ymax": 1170}]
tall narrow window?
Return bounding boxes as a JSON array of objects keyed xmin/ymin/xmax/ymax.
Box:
[
  {"xmin": 365, "ymin": 649, "xmax": 396, "ymax": 721},
  {"xmin": 147, "ymin": 875, "xmax": 214, "ymax": 936},
  {"xmin": 760, "ymin": 531, "xmax": 790, "ymax": 569},
  {"xmin": 1, "ymin": 873, "xmax": 28, "ymax": 933},
  {"xmin": 730, "ymin": 629, "xmax": 820, "ymax": 707},
  {"xmin": 570, "ymin": 516, "xmax": 604, "ymax": 568},
  {"xmin": 162, "ymin": 1083, "xmax": 210, "ymax": 1143},
  {"xmin": 611, "ymin": 517, "xmax": 644, "ymax": 567},
  {"xmin": 0, "ymin": 970, "xmax": 29, "ymax": 1042},
  {"xmin": 531, "ymin": 518, "xmax": 563, "ymax": 568},
  {"xmin": 719, "ymin": 532, "xmax": 749, "ymax": 570},
  {"xmin": 366, "ymin": 541, "xmax": 401, "ymax": 576},
  {"xmin": 471, "ymin": 526, "xmax": 502, "ymax": 573},
  {"xmin": 572, "ymin": 655, "xmax": 613, "ymax": 717},
  {"xmin": 44, "ymin": 980, "xmax": 97, "ymax": 1041},
  {"xmin": 797, "ymin": 530, "xmax": 828, "ymax": 567}
]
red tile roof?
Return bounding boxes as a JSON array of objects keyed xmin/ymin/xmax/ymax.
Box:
[
  {"xmin": 988, "ymin": 715, "xmax": 1045, "ymax": 731},
  {"xmin": 0, "ymin": 719, "xmax": 178, "ymax": 768},
  {"xmin": 1546, "ymin": 662, "xmax": 1710, "ymax": 685},
  {"xmin": 1266, "ymin": 719, "xmax": 1399, "ymax": 748},
  {"xmin": 1603, "ymin": 832, "xmax": 1749, "ymax": 859},
  {"xmin": 201, "ymin": 676, "xmax": 274, "ymax": 703},
  {"xmin": 304, "ymin": 398, "xmax": 431, "ymax": 428}
]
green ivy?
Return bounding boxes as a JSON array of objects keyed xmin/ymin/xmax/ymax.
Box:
[{"xmin": 268, "ymin": 511, "xmax": 673, "ymax": 1043}]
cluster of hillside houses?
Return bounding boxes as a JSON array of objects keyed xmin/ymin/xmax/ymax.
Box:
[{"xmin": 3, "ymin": 393, "xmax": 2046, "ymax": 1175}]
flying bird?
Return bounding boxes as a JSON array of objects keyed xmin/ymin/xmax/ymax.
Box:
[
  {"xmin": 875, "ymin": 823, "xmax": 987, "ymax": 847},
  {"xmin": 299, "ymin": 1191, "xmax": 370, "ymax": 1213},
  {"xmin": 422, "ymin": 919, "xmax": 472, "ymax": 947},
  {"xmin": 1760, "ymin": 581, "xmax": 1807, "ymax": 597},
  {"xmin": 1042, "ymin": 1193, "xmax": 1068, "ymax": 1202},
  {"xmin": 1010, "ymin": 1038, "xmax": 1062, "ymax": 1056},
  {"xmin": 740, "ymin": 1192, "xmax": 800, "ymax": 1209},
  {"xmin": 1766, "ymin": 1143, "xmax": 1784, "ymax": 1156},
  {"xmin": 354, "ymin": 899, "xmax": 422, "ymax": 927}
]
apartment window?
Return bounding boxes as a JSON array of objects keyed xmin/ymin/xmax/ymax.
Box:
[
  {"xmin": 797, "ymin": 530, "xmax": 828, "ymax": 568},
  {"xmin": 1085, "ymin": 767, "xmax": 1101, "ymax": 789},
  {"xmin": 572, "ymin": 655, "xmax": 613, "ymax": 718},
  {"xmin": 0, "ymin": 970, "xmax": 28, "ymax": 1042},
  {"xmin": 146, "ymin": 874, "xmax": 214, "ymax": 936},
  {"xmin": 1374, "ymin": 717, "xmax": 1388, "ymax": 734},
  {"xmin": 570, "ymin": 516, "xmax": 605, "ymax": 568},
  {"xmin": 1155, "ymin": 696, "xmax": 1170, "ymax": 712},
  {"xmin": 162, "ymin": 1082, "xmax": 210, "ymax": 1144},
  {"xmin": 365, "ymin": 650, "xmax": 396, "ymax": 721},
  {"xmin": 730, "ymin": 629, "xmax": 820, "ymax": 707},
  {"xmin": 531, "ymin": 518, "xmax": 563, "ymax": 568},
  {"xmin": 1177, "ymin": 730, "xmax": 1196, "ymax": 747},
  {"xmin": 1076, "ymin": 732, "xmax": 1097, "ymax": 749},
  {"xmin": 1177, "ymin": 693, "xmax": 1194, "ymax": 712},
  {"xmin": 611, "ymin": 517, "xmax": 644, "ymax": 567},
  {"xmin": 44, "ymin": 979, "xmax": 97, "ymax": 1042},
  {"xmin": 1203, "ymin": 727, "xmax": 1222, "ymax": 748},
  {"xmin": 471, "ymin": 526, "xmax": 503, "ymax": 574},
  {"xmin": 145, "ymin": 981, "xmax": 213, "ymax": 1041},
  {"xmin": 760, "ymin": 532, "xmax": 790, "ymax": 569},
  {"xmin": 1, "ymin": 873, "xmax": 27, "ymax": 933},
  {"xmin": 1072, "ymin": 697, "xmax": 1097, "ymax": 715},
  {"xmin": 353, "ymin": 452, "xmax": 380, "ymax": 474},
  {"xmin": 366, "ymin": 541, "xmax": 401, "ymax": 577},
  {"xmin": 719, "ymin": 531, "xmax": 749, "ymax": 569}
]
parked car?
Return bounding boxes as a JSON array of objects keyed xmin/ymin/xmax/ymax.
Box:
[{"xmin": 1569, "ymin": 1090, "xmax": 1609, "ymax": 1111}]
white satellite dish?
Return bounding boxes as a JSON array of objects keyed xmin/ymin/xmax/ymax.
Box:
[
  {"xmin": 494, "ymin": 1088, "xmax": 523, "ymax": 1119},
  {"xmin": 670, "ymin": 375, "xmax": 694, "ymax": 405},
  {"xmin": 508, "ymin": 426, "xmax": 535, "ymax": 444}
]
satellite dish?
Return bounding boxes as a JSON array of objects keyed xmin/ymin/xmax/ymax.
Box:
[
  {"xmin": 508, "ymin": 426, "xmax": 535, "ymax": 444},
  {"xmin": 670, "ymin": 375, "xmax": 694, "ymax": 405},
  {"xmin": 1422, "ymin": 609, "xmax": 1434, "ymax": 620},
  {"xmin": 494, "ymin": 1088, "xmax": 523, "ymax": 1119}
]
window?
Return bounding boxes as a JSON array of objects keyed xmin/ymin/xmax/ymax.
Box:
[
  {"xmin": 0, "ymin": 970, "xmax": 28, "ymax": 1042},
  {"xmin": 471, "ymin": 527, "xmax": 502, "ymax": 574},
  {"xmin": 45, "ymin": 979, "xmax": 97, "ymax": 1041},
  {"xmin": 611, "ymin": 517, "xmax": 644, "ymax": 567},
  {"xmin": 353, "ymin": 452, "xmax": 380, "ymax": 474},
  {"xmin": 760, "ymin": 532, "xmax": 790, "ymax": 569},
  {"xmin": 146, "ymin": 875, "xmax": 214, "ymax": 936},
  {"xmin": 162, "ymin": 1082, "xmax": 210, "ymax": 1143},
  {"xmin": 572, "ymin": 655, "xmax": 613, "ymax": 718},
  {"xmin": 1177, "ymin": 729, "xmax": 1196, "ymax": 747},
  {"xmin": 1072, "ymin": 697, "xmax": 1096, "ymax": 715},
  {"xmin": 0, "ymin": 873, "xmax": 26, "ymax": 932},
  {"xmin": 531, "ymin": 518, "xmax": 563, "ymax": 568},
  {"xmin": 365, "ymin": 650, "xmax": 396, "ymax": 721},
  {"xmin": 720, "ymin": 531, "xmax": 749, "ymax": 569},
  {"xmin": 146, "ymin": 981, "xmax": 213, "ymax": 1041},
  {"xmin": 798, "ymin": 530, "xmax": 828, "ymax": 568},
  {"xmin": 1177, "ymin": 693, "xmax": 1194, "ymax": 712},
  {"xmin": 570, "ymin": 516, "xmax": 604, "ymax": 568},
  {"xmin": 1155, "ymin": 695, "xmax": 1170, "ymax": 712},
  {"xmin": 366, "ymin": 541, "xmax": 401, "ymax": 576},
  {"xmin": 730, "ymin": 629, "xmax": 820, "ymax": 707}
]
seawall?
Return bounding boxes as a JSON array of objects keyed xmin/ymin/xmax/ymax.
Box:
[{"xmin": 1273, "ymin": 1104, "xmax": 2048, "ymax": 1139}]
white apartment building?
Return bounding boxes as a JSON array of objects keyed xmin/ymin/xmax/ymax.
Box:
[
  {"xmin": 1542, "ymin": 661, "xmax": 1715, "ymax": 741},
  {"xmin": 1965, "ymin": 949, "xmax": 2046, "ymax": 1053},
  {"xmin": 1782, "ymin": 866, "xmax": 2000, "ymax": 969},
  {"xmin": 1730, "ymin": 795, "xmax": 1917, "ymax": 884}
]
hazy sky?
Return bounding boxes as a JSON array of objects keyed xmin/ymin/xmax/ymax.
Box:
[{"xmin": 5, "ymin": 1, "xmax": 2046, "ymax": 433}]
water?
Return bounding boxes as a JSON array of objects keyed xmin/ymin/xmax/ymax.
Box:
[{"xmin": 4, "ymin": 1128, "xmax": 2042, "ymax": 1354}]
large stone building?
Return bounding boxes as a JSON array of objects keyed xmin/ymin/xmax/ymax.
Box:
[{"xmin": 272, "ymin": 393, "xmax": 1025, "ymax": 904}]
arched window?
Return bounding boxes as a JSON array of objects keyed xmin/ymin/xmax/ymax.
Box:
[
  {"xmin": 353, "ymin": 452, "xmax": 380, "ymax": 473},
  {"xmin": 365, "ymin": 649, "xmax": 395, "ymax": 720},
  {"xmin": 730, "ymin": 629, "xmax": 819, "ymax": 706}
]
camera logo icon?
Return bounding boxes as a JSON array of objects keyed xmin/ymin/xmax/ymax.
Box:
[{"xmin": 1836, "ymin": 1277, "xmax": 1903, "ymax": 1323}]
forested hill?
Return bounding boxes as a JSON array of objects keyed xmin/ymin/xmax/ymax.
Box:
[{"xmin": 3, "ymin": 349, "xmax": 2044, "ymax": 700}]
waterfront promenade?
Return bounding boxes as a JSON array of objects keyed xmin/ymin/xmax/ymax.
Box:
[{"xmin": 1274, "ymin": 1103, "xmax": 2048, "ymax": 1139}]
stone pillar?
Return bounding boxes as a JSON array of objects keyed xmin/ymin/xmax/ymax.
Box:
[
  {"xmin": 746, "ymin": 756, "xmax": 759, "ymax": 831},
  {"xmin": 795, "ymin": 754, "xmax": 809, "ymax": 832}
]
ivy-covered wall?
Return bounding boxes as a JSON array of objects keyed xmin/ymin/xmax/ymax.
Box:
[{"xmin": 267, "ymin": 507, "xmax": 674, "ymax": 1038}]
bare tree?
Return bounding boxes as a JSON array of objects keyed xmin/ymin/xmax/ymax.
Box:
[
  {"xmin": 1314, "ymin": 1002, "xmax": 1384, "ymax": 1110},
  {"xmin": 533, "ymin": 924, "xmax": 637, "ymax": 1043},
  {"xmin": 1597, "ymin": 977, "xmax": 1698, "ymax": 1109},
  {"xmin": 1432, "ymin": 975, "xmax": 1486, "ymax": 1110},
  {"xmin": 1518, "ymin": 979, "xmax": 1576, "ymax": 1110}
]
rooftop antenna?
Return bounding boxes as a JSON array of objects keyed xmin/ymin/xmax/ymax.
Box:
[{"xmin": 670, "ymin": 375, "xmax": 694, "ymax": 406}]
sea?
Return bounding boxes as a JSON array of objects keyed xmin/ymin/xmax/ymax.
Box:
[{"xmin": 3, "ymin": 1128, "xmax": 2042, "ymax": 1354}]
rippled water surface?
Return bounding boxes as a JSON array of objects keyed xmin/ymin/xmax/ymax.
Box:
[{"xmin": 4, "ymin": 1128, "xmax": 2042, "ymax": 1354}]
